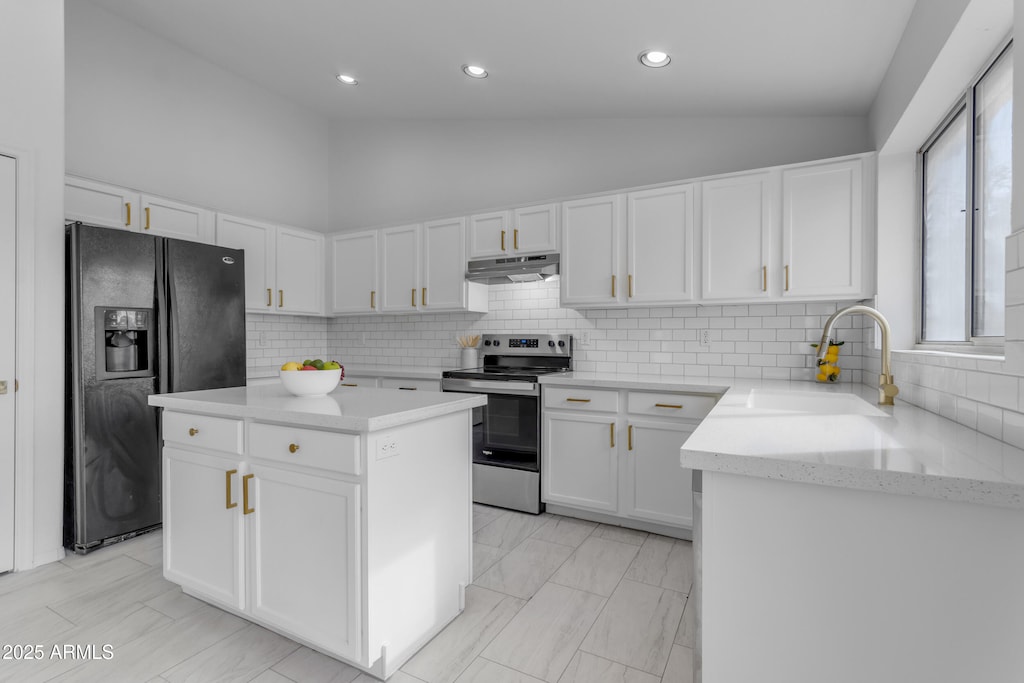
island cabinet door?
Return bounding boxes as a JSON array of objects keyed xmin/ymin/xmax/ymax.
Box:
[
  {"xmin": 622, "ymin": 420, "xmax": 696, "ymax": 528},
  {"xmin": 247, "ymin": 464, "xmax": 362, "ymax": 663},
  {"xmin": 163, "ymin": 447, "xmax": 246, "ymax": 610},
  {"xmin": 543, "ymin": 413, "xmax": 618, "ymax": 512}
]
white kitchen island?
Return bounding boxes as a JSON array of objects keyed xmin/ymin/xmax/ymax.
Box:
[
  {"xmin": 681, "ymin": 382, "xmax": 1024, "ymax": 683},
  {"xmin": 148, "ymin": 384, "xmax": 487, "ymax": 681}
]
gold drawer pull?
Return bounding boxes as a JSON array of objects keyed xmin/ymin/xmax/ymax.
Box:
[
  {"xmin": 610, "ymin": 423, "xmax": 615, "ymax": 448},
  {"xmin": 279, "ymin": 289, "xmax": 284, "ymax": 308},
  {"xmin": 225, "ymin": 469, "xmax": 237, "ymax": 509},
  {"xmin": 501, "ymin": 230, "xmax": 506, "ymax": 251},
  {"xmin": 422, "ymin": 287, "xmax": 427, "ymax": 306},
  {"xmin": 266, "ymin": 288, "xmax": 272, "ymax": 307},
  {"xmin": 243, "ymin": 474, "xmax": 255, "ymax": 515},
  {"xmin": 144, "ymin": 206, "xmax": 151, "ymax": 230},
  {"xmin": 370, "ymin": 290, "xmax": 376, "ymax": 309},
  {"xmin": 340, "ymin": 383, "xmax": 358, "ymax": 387},
  {"xmin": 398, "ymin": 387, "xmax": 417, "ymax": 391},
  {"xmin": 288, "ymin": 443, "xmax": 299, "ymax": 454},
  {"xmin": 628, "ymin": 424, "xmax": 633, "ymax": 451},
  {"xmin": 565, "ymin": 398, "xmax": 591, "ymax": 403},
  {"xmin": 125, "ymin": 202, "xmax": 132, "ymax": 227},
  {"xmin": 411, "ymin": 288, "xmax": 416, "ymax": 307},
  {"xmin": 655, "ymin": 403, "xmax": 683, "ymax": 409},
  {"xmin": 514, "ymin": 228, "xmax": 519, "ymax": 250},
  {"xmin": 188, "ymin": 428, "xmax": 199, "ymax": 436}
]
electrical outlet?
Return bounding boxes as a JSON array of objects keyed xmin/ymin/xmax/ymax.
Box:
[
  {"xmin": 361, "ymin": 332, "xmax": 367, "ymax": 345},
  {"xmin": 377, "ymin": 435, "xmax": 400, "ymax": 460},
  {"xmin": 579, "ymin": 330, "xmax": 591, "ymax": 346},
  {"xmin": 699, "ymin": 329, "xmax": 710, "ymax": 347},
  {"xmin": 259, "ymin": 331, "xmax": 268, "ymax": 347}
]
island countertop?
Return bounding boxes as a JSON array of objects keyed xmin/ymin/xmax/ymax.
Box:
[
  {"xmin": 539, "ymin": 372, "xmax": 1024, "ymax": 509},
  {"xmin": 148, "ymin": 383, "xmax": 486, "ymax": 432}
]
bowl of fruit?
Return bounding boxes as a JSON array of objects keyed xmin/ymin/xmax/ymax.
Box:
[{"xmin": 279, "ymin": 359, "xmax": 344, "ymax": 397}]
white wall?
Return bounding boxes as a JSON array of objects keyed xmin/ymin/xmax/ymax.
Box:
[
  {"xmin": 328, "ymin": 116, "xmax": 869, "ymax": 231},
  {"xmin": 65, "ymin": 0, "xmax": 330, "ymax": 232},
  {"xmin": 0, "ymin": 0, "xmax": 66, "ymax": 568}
]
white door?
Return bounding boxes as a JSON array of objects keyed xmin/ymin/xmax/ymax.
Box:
[
  {"xmin": 422, "ymin": 218, "xmax": 466, "ymax": 310},
  {"xmin": 140, "ymin": 194, "xmax": 214, "ymax": 243},
  {"xmin": 216, "ymin": 214, "xmax": 276, "ymax": 311},
  {"xmin": 782, "ymin": 159, "xmax": 864, "ymax": 299},
  {"xmin": 248, "ymin": 464, "xmax": 361, "ymax": 661},
  {"xmin": 64, "ymin": 176, "xmax": 138, "ymax": 230},
  {"xmin": 702, "ymin": 173, "xmax": 773, "ymax": 301},
  {"xmin": 276, "ymin": 227, "xmax": 323, "ymax": 315},
  {"xmin": 627, "ymin": 184, "xmax": 695, "ymax": 304},
  {"xmin": 560, "ymin": 195, "xmax": 621, "ymax": 307},
  {"xmin": 379, "ymin": 224, "xmax": 421, "ymax": 312},
  {"xmin": 330, "ymin": 231, "xmax": 378, "ymax": 314},
  {"xmin": 468, "ymin": 211, "xmax": 509, "ymax": 259},
  {"xmin": 542, "ymin": 413, "xmax": 619, "ymax": 512},
  {"xmin": 0, "ymin": 154, "xmax": 16, "ymax": 573},
  {"xmin": 511, "ymin": 204, "xmax": 558, "ymax": 254},
  {"xmin": 623, "ymin": 420, "xmax": 696, "ymax": 528},
  {"xmin": 162, "ymin": 448, "xmax": 246, "ymax": 608}
]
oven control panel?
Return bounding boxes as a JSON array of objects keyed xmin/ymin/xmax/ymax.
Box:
[{"xmin": 481, "ymin": 334, "xmax": 573, "ymax": 356}]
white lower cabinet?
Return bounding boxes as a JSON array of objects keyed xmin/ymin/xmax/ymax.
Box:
[
  {"xmin": 248, "ymin": 464, "xmax": 361, "ymax": 660},
  {"xmin": 542, "ymin": 385, "xmax": 716, "ymax": 533}
]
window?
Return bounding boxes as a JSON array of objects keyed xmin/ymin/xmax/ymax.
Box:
[{"xmin": 921, "ymin": 42, "xmax": 1012, "ymax": 344}]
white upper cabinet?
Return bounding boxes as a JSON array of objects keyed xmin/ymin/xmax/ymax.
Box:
[
  {"xmin": 276, "ymin": 227, "xmax": 324, "ymax": 315},
  {"xmin": 216, "ymin": 214, "xmax": 323, "ymax": 315},
  {"xmin": 379, "ymin": 224, "xmax": 421, "ymax": 313},
  {"xmin": 65, "ymin": 177, "xmax": 212, "ymax": 242},
  {"xmin": 468, "ymin": 204, "xmax": 558, "ymax": 259},
  {"xmin": 782, "ymin": 158, "xmax": 865, "ymax": 299},
  {"xmin": 329, "ymin": 231, "xmax": 378, "ymax": 314},
  {"xmin": 701, "ymin": 172, "xmax": 774, "ymax": 301},
  {"xmin": 627, "ymin": 184, "xmax": 695, "ymax": 304},
  {"xmin": 139, "ymin": 194, "xmax": 214, "ymax": 242},
  {"xmin": 560, "ymin": 195, "xmax": 622, "ymax": 307},
  {"xmin": 375, "ymin": 220, "xmax": 486, "ymax": 315},
  {"xmin": 65, "ymin": 176, "xmax": 137, "ymax": 230}
]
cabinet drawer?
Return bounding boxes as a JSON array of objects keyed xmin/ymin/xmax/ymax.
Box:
[
  {"xmin": 544, "ymin": 387, "xmax": 619, "ymax": 412},
  {"xmin": 380, "ymin": 378, "xmax": 440, "ymax": 392},
  {"xmin": 627, "ymin": 391, "xmax": 717, "ymax": 420},
  {"xmin": 338, "ymin": 375, "xmax": 379, "ymax": 388},
  {"xmin": 249, "ymin": 423, "xmax": 360, "ymax": 475},
  {"xmin": 163, "ymin": 411, "xmax": 243, "ymax": 454}
]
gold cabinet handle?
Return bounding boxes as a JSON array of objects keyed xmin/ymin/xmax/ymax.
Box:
[
  {"xmin": 279, "ymin": 289, "xmax": 284, "ymax": 308},
  {"xmin": 288, "ymin": 443, "xmax": 299, "ymax": 454},
  {"xmin": 610, "ymin": 423, "xmax": 615, "ymax": 448},
  {"xmin": 411, "ymin": 288, "xmax": 417, "ymax": 307},
  {"xmin": 762, "ymin": 265, "xmax": 767, "ymax": 292},
  {"xmin": 514, "ymin": 228, "xmax": 519, "ymax": 250},
  {"xmin": 785, "ymin": 265, "xmax": 790, "ymax": 292},
  {"xmin": 628, "ymin": 424, "xmax": 633, "ymax": 451},
  {"xmin": 399, "ymin": 386, "xmax": 418, "ymax": 390},
  {"xmin": 422, "ymin": 287, "xmax": 427, "ymax": 307},
  {"xmin": 144, "ymin": 206, "xmax": 151, "ymax": 230},
  {"xmin": 655, "ymin": 403, "xmax": 684, "ymax": 409},
  {"xmin": 188, "ymin": 428, "xmax": 199, "ymax": 436},
  {"xmin": 370, "ymin": 290, "xmax": 376, "ymax": 310},
  {"xmin": 628, "ymin": 274, "xmax": 634, "ymax": 298},
  {"xmin": 225, "ymin": 469, "xmax": 238, "ymax": 509},
  {"xmin": 565, "ymin": 397, "xmax": 591, "ymax": 403},
  {"xmin": 501, "ymin": 230, "xmax": 506, "ymax": 251},
  {"xmin": 266, "ymin": 288, "xmax": 272, "ymax": 307},
  {"xmin": 242, "ymin": 474, "xmax": 255, "ymax": 515},
  {"xmin": 611, "ymin": 274, "xmax": 617, "ymax": 298},
  {"xmin": 340, "ymin": 383, "xmax": 358, "ymax": 387},
  {"xmin": 125, "ymin": 202, "xmax": 131, "ymax": 227}
]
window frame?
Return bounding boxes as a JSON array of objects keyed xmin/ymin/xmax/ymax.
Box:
[{"xmin": 917, "ymin": 38, "xmax": 1013, "ymax": 352}]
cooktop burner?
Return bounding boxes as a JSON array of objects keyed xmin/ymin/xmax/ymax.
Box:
[{"xmin": 442, "ymin": 333, "xmax": 574, "ymax": 382}]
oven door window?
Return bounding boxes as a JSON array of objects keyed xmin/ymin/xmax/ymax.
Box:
[{"xmin": 474, "ymin": 393, "xmax": 538, "ymax": 470}]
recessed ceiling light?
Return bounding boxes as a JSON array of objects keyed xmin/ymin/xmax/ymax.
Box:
[
  {"xmin": 638, "ymin": 50, "xmax": 671, "ymax": 68},
  {"xmin": 462, "ymin": 64, "xmax": 488, "ymax": 79},
  {"xmin": 336, "ymin": 74, "xmax": 358, "ymax": 86}
]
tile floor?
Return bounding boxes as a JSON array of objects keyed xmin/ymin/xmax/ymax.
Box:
[{"xmin": 0, "ymin": 506, "xmax": 695, "ymax": 682}]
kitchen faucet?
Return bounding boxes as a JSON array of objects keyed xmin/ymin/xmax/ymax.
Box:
[{"xmin": 815, "ymin": 304, "xmax": 898, "ymax": 406}]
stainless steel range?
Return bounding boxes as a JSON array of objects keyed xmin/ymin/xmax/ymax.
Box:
[{"xmin": 441, "ymin": 333, "xmax": 573, "ymax": 514}]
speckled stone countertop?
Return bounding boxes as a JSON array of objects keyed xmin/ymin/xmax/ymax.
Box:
[
  {"xmin": 149, "ymin": 384, "xmax": 485, "ymax": 432},
  {"xmin": 540, "ymin": 373, "xmax": 1024, "ymax": 509}
]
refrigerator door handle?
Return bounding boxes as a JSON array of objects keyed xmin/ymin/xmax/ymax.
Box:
[{"xmin": 156, "ymin": 238, "xmax": 170, "ymax": 394}]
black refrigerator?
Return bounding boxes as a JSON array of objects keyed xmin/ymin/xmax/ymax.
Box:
[{"xmin": 64, "ymin": 222, "xmax": 246, "ymax": 553}]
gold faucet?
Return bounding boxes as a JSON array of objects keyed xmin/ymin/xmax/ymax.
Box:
[{"xmin": 815, "ymin": 304, "xmax": 899, "ymax": 406}]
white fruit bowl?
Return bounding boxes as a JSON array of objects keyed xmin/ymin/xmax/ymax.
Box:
[{"xmin": 279, "ymin": 368, "xmax": 343, "ymax": 397}]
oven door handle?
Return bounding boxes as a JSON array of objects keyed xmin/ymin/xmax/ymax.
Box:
[{"xmin": 442, "ymin": 379, "xmax": 538, "ymax": 395}]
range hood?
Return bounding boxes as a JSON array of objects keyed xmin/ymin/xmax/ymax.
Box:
[{"xmin": 466, "ymin": 253, "xmax": 560, "ymax": 284}]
